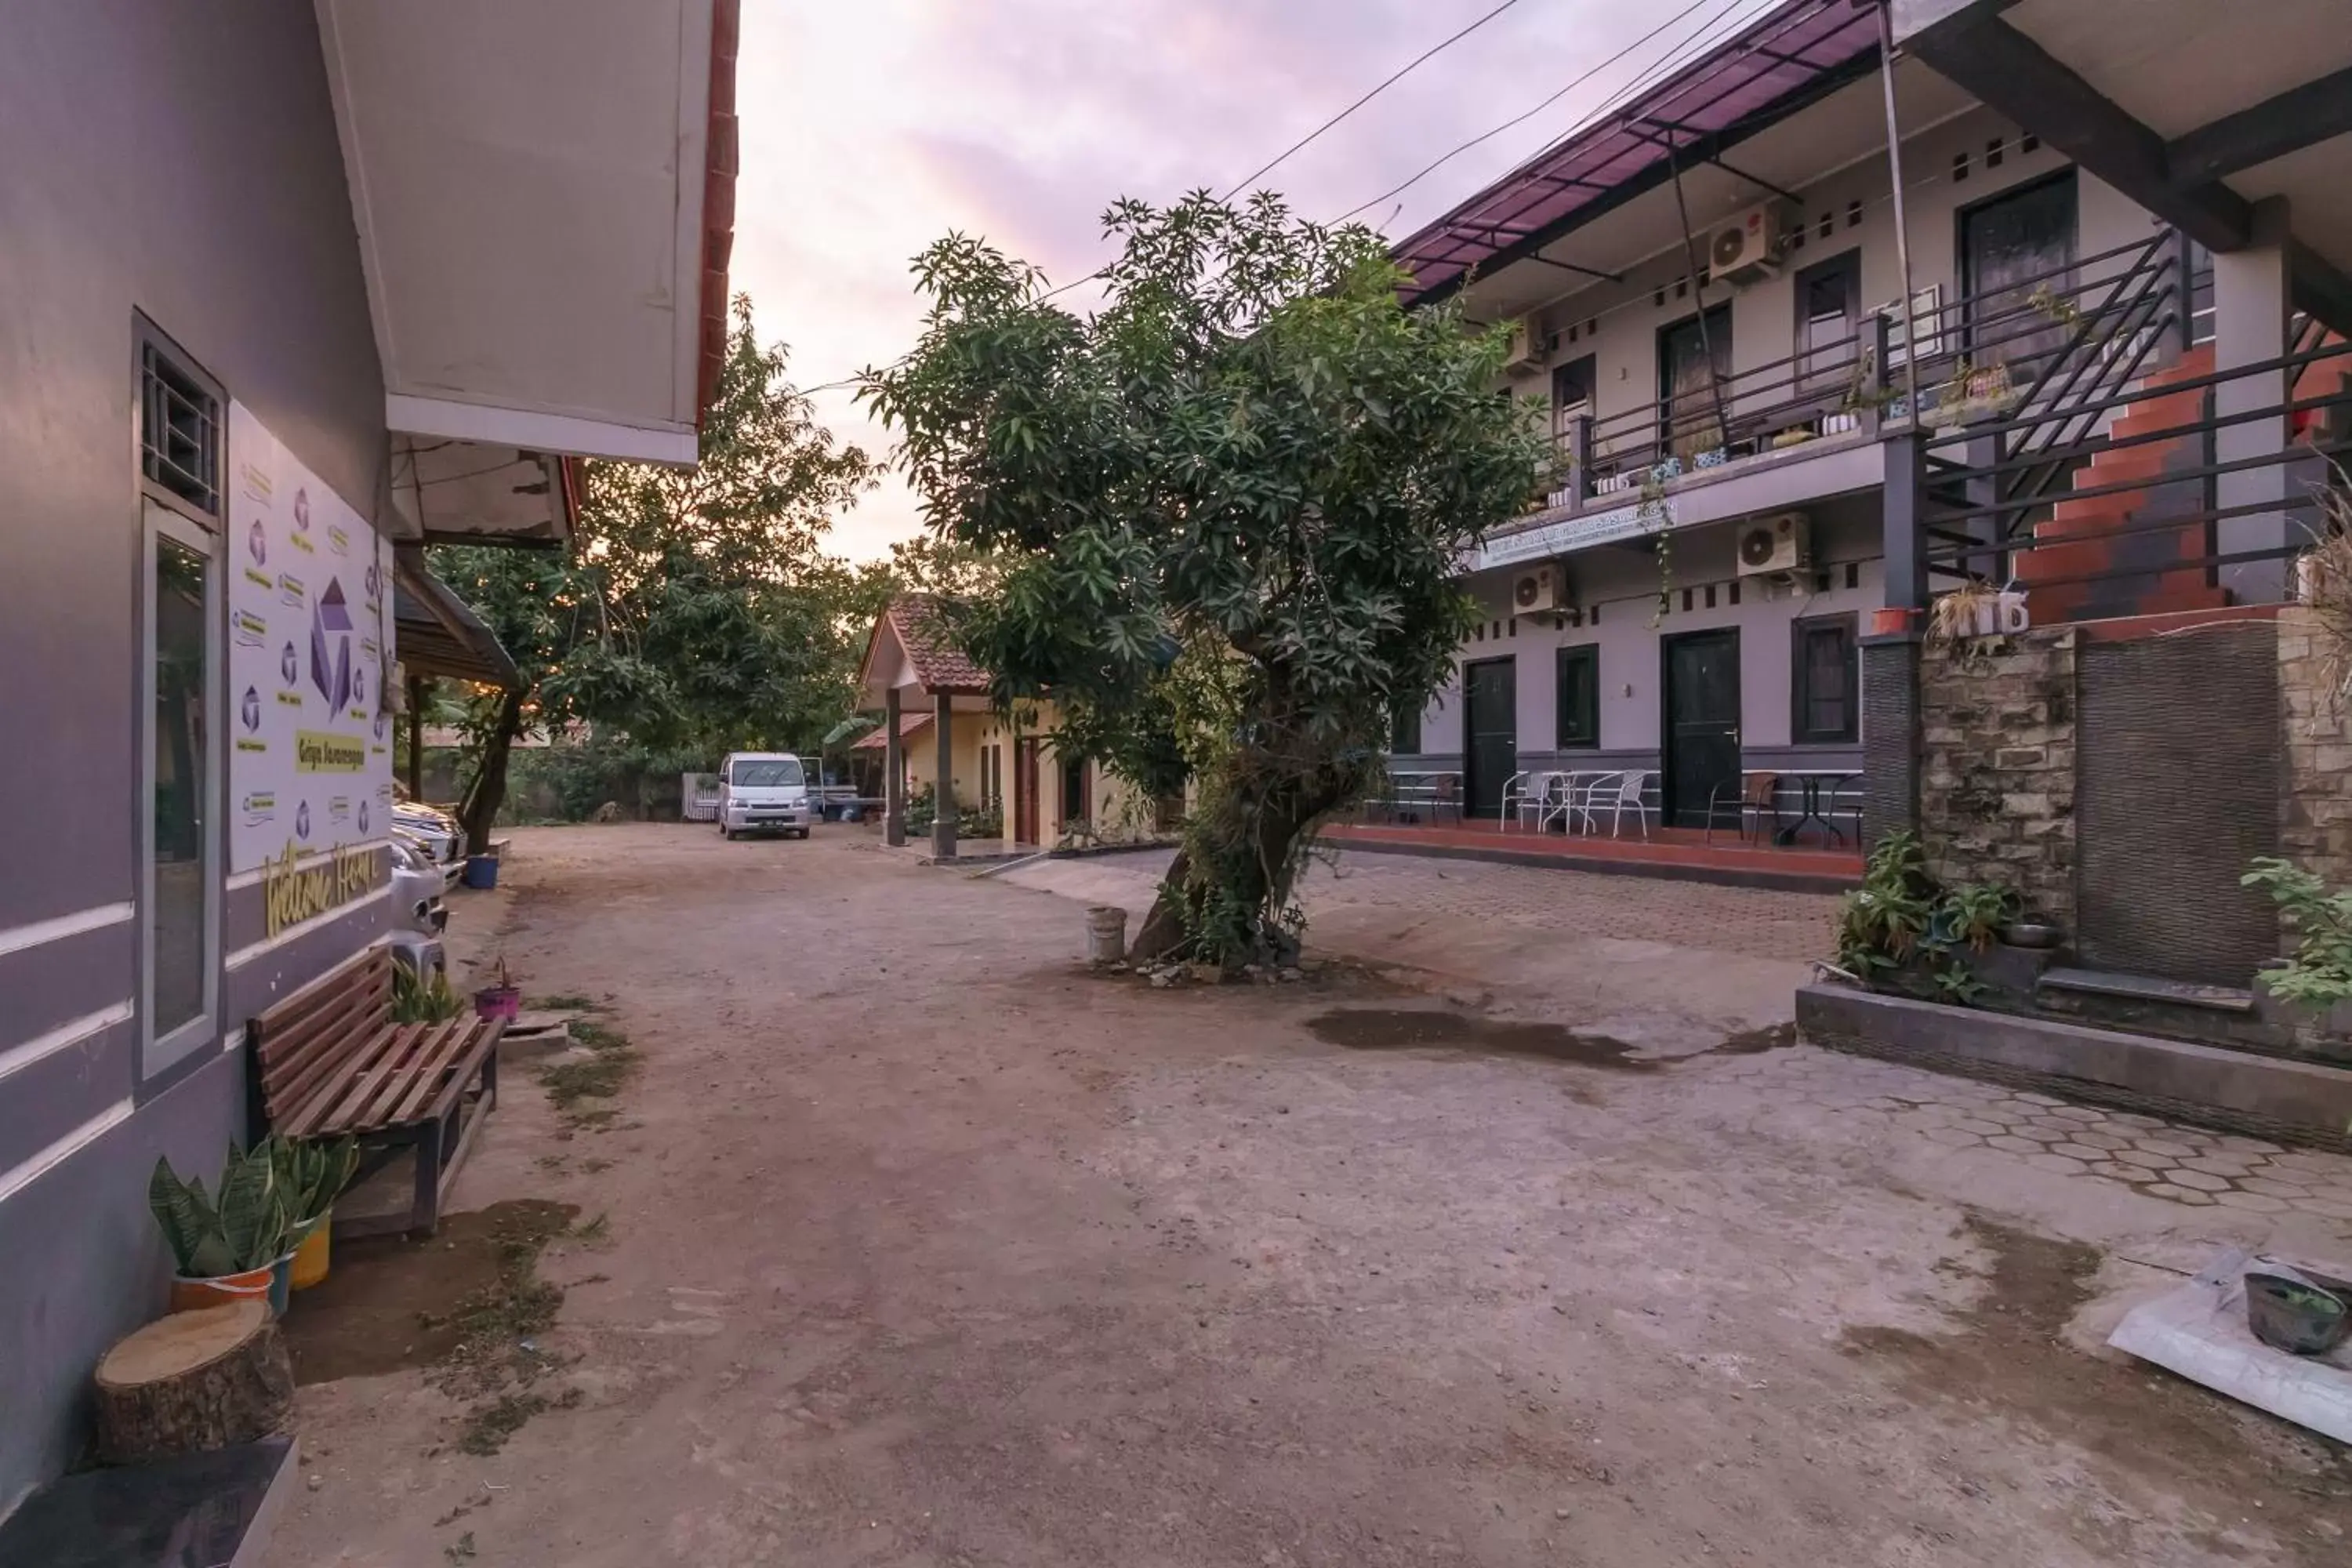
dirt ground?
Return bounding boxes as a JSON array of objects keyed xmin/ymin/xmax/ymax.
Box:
[{"xmin": 269, "ymin": 824, "xmax": 2350, "ymax": 1568}]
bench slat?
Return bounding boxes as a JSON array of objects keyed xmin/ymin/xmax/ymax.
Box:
[
  {"xmin": 252, "ymin": 946, "xmax": 386, "ymax": 1051},
  {"xmin": 282, "ymin": 1023, "xmax": 416, "ymax": 1139},
  {"xmin": 342, "ymin": 1018, "xmax": 463, "ymax": 1132},
  {"xmin": 423, "ymin": 1022, "xmax": 504, "ymax": 1123},
  {"xmin": 384, "ymin": 1019, "xmax": 491, "ymax": 1126},
  {"xmin": 260, "ymin": 977, "xmax": 391, "ymax": 1112}
]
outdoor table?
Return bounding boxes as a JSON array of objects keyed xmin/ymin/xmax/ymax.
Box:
[{"xmin": 1777, "ymin": 769, "xmax": 1862, "ymax": 846}]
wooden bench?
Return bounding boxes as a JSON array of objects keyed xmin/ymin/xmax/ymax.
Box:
[{"xmin": 247, "ymin": 944, "xmax": 503, "ymax": 1238}]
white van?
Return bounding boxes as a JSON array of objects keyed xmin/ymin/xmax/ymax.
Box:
[{"xmin": 717, "ymin": 752, "xmax": 811, "ymax": 840}]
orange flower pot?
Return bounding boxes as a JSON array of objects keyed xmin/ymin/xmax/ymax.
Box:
[
  {"xmin": 169, "ymin": 1265, "xmax": 275, "ymax": 1315},
  {"xmin": 1869, "ymin": 607, "xmax": 1915, "ymax": 636}
]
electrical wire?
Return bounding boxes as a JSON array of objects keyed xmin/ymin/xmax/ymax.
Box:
[
  {"xmin": 1219, "ymin": 0, "xmax": 1533, "ymax": 201},
  {"xmin": 1330, "ymin": 0, "xmax": 1741, "ymax": 226}
]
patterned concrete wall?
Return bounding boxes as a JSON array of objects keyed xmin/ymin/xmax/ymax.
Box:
[
  {"xmin": 2278, "ymin": 605, "xmax": 2352, "ymax": 895},
  {"xmin": 1916, "ymin": 628, "xmax": 2079, "ymax": 926}
]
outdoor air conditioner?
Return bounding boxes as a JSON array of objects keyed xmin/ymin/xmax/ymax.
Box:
[
  {"xmin": 1736, "ymin": 513, "xmax": 1810, "ymax": 577},
  {"xmin": 1708, "ymin": 204, "xmax": 1788, "ymax": 285},
  {"xmin": 1501, "ymin": 317, "xmax": 1546, "ymax": 376},
  {"xmin": 1511, "ymin": 562, "xmax": 1573, "ymax": 615}
]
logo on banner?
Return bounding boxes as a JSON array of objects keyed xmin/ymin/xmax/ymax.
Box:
[
  {"xmin": 296, "ymin": 801, "xmax": 311, "ymax": 840},
  {"xmin": 358, "ymin": 800, "xmax": 370, "ymax": 834},
  {"xmin": 289, "ymin": 488, "xmax": 314, "ymax": 554},
  {"xmin": 280, "ymin": 641, "xmax": 299, "ymax": 687},
  {"xmin": 278, "ymin": 573, "xmax": 305, "ymax": 609},
  {"xmin": 247, "ymin": 521, "xmax": 267, "ymax": 566},
  {"xmin": 241, "ymin": 687, "xmax": 261, "ymax": 733},
  {"xmin": 234, "ymin": 611, "xmax": 267, "ymax": 649},
  {"xmin": 365, "ymin": 562, "xmax": 381, "ymax": 603},
  {"xmin": 241, "ymin": 791, "xmax": 277, "ymax": 829},
  {"xmin": 310, "ymin": 577, "xmax": 354, "ymax": 710},
  {"xmin": 296, "ymin": 730, "xmax": 367, "ymax": 772}
]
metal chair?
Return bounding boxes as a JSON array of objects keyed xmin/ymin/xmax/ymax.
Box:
[
  {"xmin": 1705, "ymin": 770, "xmax": 1780, "ymax": 846},
  {"xmin": 1430, "ymin": 773, "xmax": 1464, "ymax": 828},
  {"xmin": 1559, "ymin": 769, "xmax": 1616, "ymax": 836},
  {"xmin": 1530, "ymin": 772, "xmax": 1577, "ymax": 834},
  {"xmin": 1602, "ymin": 770, "xmax": 1653, "ymax": 840},
  {"xmin": 1498, "ymin": 771, "xmax": 1534, "ymax": 831}
]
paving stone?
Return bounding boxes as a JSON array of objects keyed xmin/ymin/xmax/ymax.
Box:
[
  {"xmin": 1951, "ymin": 1118, "xmax": 2007, "ymax": 1138},
  {"xmin": 1922, "ymin": 1126, "xmax": 1984, "ymax": 1149},
  {"xmin": 2013, "ymin": 1092, "xmax": 2066, "ymax": 1108},
  {"xmin": 2163, "ymin": 1169, "xmax": 2232, "ymax": 1193},
  {"xmin": 1987, "ymin": 1135, "xmax": 2045, "ymax": 1156},
  {"xmin": 2215, "ymin": 1136, "xmax": 2286, "ymax": 1156},
  {"xmin": 2236, "ymin": 1176, "xmax": 2314, "ymax": 1200},
  {"xmin": 2178, "ymin": 1156, "xmax": 2255, "ymax": 1178},
  {"xmin": 2069, "ymin": 1131, "xmax": 2132, "ymax": 1152},
  {"xmin": 2212, "ymin": 1190, "xmax": 2291, "ymax": 1214},
  {"xmin": 2114, "ymin": 1149, "xmax": 2172, "ymax": 1171},
  {"xmin": 2024, "ymin": 1153, "xmax": 2089, "ymax": 1176},
  {"xmin": 2141, "ymin": 1183, "xmax": 2218, "ymax": 1206},
  {"xmin": 2092, "ymin": 1161, "xmax": 2150, "ymax": 1182},
  {"xmin": 2133, "ymin": 1138, "xmax": 2199, "ymax": 1160},
  {"xmin": 2045, "ymin": 1105, "xmax": 2103, "ymax": 1124},
  {"xmin": 2108, "ymin": 1112, "xmax": 2168, "ymax": 1130},
  {"xmin": 2050, "ymin": 1143, "xmax": 2114, "ymax": 1163},
  {"xmin": 2302, "ymin": 1198, "xmax": 2352, "ymax": 1221}
]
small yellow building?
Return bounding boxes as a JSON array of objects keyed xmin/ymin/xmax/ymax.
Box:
[{"xmin": 855, "ymin": 597, "xmax": 1172, "ymax": 856}]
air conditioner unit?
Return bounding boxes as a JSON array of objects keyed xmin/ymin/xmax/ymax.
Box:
[
  {"xmin": 1511, "ymin": 563, "xmax": 1573, "ymax": 615},
  {"xmin": 1708, "ymin": 205, "xmax": 1789, "ymax": 285},
  {"xmin": 1736, "ymin": 512, "xmax": 1810, "ymax": 577},
  {"xmin": 1502, "ymin": 317, "xmax": 1546, "ymax": 375}
]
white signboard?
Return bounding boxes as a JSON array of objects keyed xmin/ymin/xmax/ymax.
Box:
[
  {"xmin": 227, "ymin": 402, "xmax": 394, "ymax": 873},
  {"xmin": 1471, "ymin": 499, "xmax": 1657, "ymax": 572}
]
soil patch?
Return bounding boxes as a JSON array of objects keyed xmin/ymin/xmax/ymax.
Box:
[
  {"xmin": 1305, "ymin": 1008, "xmax": 1658, "ymax": 1072},
  {"xmin": 281, "ymin": 1200, "xmax": 577, "ymax": 1385},
  {"xmin": 1842, "ymin": 1214, "xmax": 2352, "ymax": 1564}
]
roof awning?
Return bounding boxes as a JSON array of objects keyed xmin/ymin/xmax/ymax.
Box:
[
  {"xmin": 393, "ymin": 550, "xmax": 522, "ymax": 689},
  {"xmin": 317, "ymin": 0, "xmax": 739, "ymax": 490},
  {"xmin": 1392, "ymin": 0, "xmax": 1882, "ymax": 309}
]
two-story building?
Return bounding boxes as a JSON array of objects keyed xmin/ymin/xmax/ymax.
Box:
[
  {"xmin": 1382, "ymin": 0, "xmax": 2241, "ymax": 839},
  {"xmin": 0, "ymin": 0, "xmax": 740, "ymax": 1514}
]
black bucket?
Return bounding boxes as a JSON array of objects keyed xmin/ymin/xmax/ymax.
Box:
[{"xmin": 2245, "ymin": 1271, "xmax": 2351, "ymax": 1356}]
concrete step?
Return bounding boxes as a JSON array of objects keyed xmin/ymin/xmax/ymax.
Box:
[
  {"xmin": 2040, "ymin": 967, "xmax": 2255, "ymax": 1014},
  {"xmin": 1797, "ymin": 984, "xmax": 2352, "ymax": 1152}
]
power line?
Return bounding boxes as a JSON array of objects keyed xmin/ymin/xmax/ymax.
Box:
[
  {"xmin": 1330, "ymin": 0, "xmax": 1737, "ymax": 226},
  {"xmin": 1218, "ymin": 0, "xmax": 1532, "ymax": 201}
]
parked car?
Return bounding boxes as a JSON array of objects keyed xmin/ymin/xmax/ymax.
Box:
[
  {"xmin": 390, "ymin": 836, "xmax": 448, "ymax": 935},
  {"xmin": 717, "ymin": 751, "xmax": 811, "ymax": 839},
  {"xmin": 392, "ymin": 795, "xmax": 465, "ymax": 882}
]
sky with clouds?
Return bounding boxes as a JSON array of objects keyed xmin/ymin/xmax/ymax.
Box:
[{"xmin": 730, "ymin": 0, "xmax": 1774, "ymax": 561}]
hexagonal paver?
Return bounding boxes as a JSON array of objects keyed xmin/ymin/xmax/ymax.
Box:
[
  {"xmin": 2108, "ymin": 1112, "xmax": 2168, "ymax": 1130},
  {"xmin": 2178, "ymin": 1155, "xmax": 2255, "ymax": 1178},
  {"xmin": 2115, "ymin": 1149, "xmax": 2172, "ymax": 1170},
  {"xmin": 2216, "ymin": 1136, "xmax": 2286, "ymax": 1156},
  {"xmin": 2142, "ymin": 1183, "xmax": 2219, "ymax": 1206},
  {"xmin": 2013, "ymin": 1092, "xmax": 2066, "ymax": 1108},
  {"xmin": 2238, "ymin": 1176, "xmax": 2314, "ymax": 1200},
  {"xmin": 2133, "ymin": 1138, "xmax": 2199, "ymax": 1160},
  {"xmin": 1988, "ymin": 1134, "xmax": 2047, "ymax": 1155},
  {"xmin": 1922, "ymin": 1126, "xmax": 1984, "ymax": 1148},
  {"xmin": 2070, "ymin": 1131, "xmax": 2132, "ymax": 1152},
  {"xmin": 2025, "ymin": 1152, "xmax": 2089, "ymax": 1176},
  {"xmin": 2213, "ymin": 1189, "xmax": 2291, "ymax": 1214},
  {"xmin": 1951, "ymin": 1118, "xmax": 2006, "ymax": 1138},
  {"xmin": 2164, "ymin": 1168, "xmax": 2232, "ymax": 1193},
  {"xmin": 2303, "ymin": 1198, "xmax": 2352, "ymax": 1221},
  {"xmin": 2093, "ymin": 1160, "xmax": 2149, "ymax": 1182},
  {"xmin": 2050, "ymin": 1143, "xmax": 2114, "ymax": 1163}
]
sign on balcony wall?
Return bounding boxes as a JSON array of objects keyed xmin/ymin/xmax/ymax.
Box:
[
  {"xmin": 227, "ymin": 402, "xmax": 395, "ymax": 876},
  {"xmin": 1471, "ymin": 499, "xmax": 1657, "ymax": 572}
]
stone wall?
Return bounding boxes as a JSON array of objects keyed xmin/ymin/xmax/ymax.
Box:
[
  {"xmin": 1916, "ymin": 628, "xmax": 2078, "ymax": 926},
  {"xmin": 2278, "ymin": 605, "xmax": 2352, "ymax": 891}
]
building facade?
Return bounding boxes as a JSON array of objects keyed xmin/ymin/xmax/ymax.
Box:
[
  {"xmin": 0, "ymin": 0, "xmax": 737, "ymax": 1510},
  {"xmin": 1385, "ymin": 0, "xmax": 2233, "ymax": 833}
]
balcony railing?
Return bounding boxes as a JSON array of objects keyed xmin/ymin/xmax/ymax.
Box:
[{"xmin": 1530, "ymin": 232, "xmax": 2190, "ymax": 522}]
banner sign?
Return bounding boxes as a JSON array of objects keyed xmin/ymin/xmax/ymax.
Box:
[{"xmin": 227, "ymin": 402, "xmax": 394, "ymax": 873}]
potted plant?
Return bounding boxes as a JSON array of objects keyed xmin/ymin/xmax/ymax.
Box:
[
  {"xmin": 271, "ymin": 1136, "xmax": 358, "ymax": 1292},
  {"xmin": 2241, "ymin": 857, "xmax": 2352, "ymax": 1047},
  {"xmin": 150, "ymin": 1143, "xmax": 292, "ymax": 1315},
  {"xmin": 474, "ymin": 956, "xmax": 522, "ymax": 1022}
]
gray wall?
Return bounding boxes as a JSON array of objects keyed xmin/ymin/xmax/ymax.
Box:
[{"xmin": 0, "ymin": 0, "xmax": 387, "ymax": 1509}]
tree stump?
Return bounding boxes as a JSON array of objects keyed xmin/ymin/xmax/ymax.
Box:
[{"xmin": 93, "ymin": 1301, "xmax": 294, "ymax": 1465}]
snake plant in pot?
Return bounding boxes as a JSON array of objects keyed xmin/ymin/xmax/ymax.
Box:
[
  {"xmin": 151, "ymin": 1142, "xmax": 293, "ymax": 1314},
  {"xmin": 272, "ymin": 1135, "xmax": 360, "ymax": 1292}
]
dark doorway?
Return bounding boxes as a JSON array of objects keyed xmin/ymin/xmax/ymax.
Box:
[
  {"xmin": 1461, "ymin": 657, "xmax": 1517, "ymax": 819},
  {"xmin": 1662, "ymin": 629, "xmax": 1740, "ymax": 826},
  {"xmin": 1658, "ymin": 304, "xmax": 1731, "ymax": 463},
  {"xmin": 1961, "ymin": 169, "xmax": 2078, "ymax": 368},
  {"xmin": 1060, "ymin": 750, "xmax": 1091, "ymax": 827},
  {"xmin": 1014, "ymin": 738, "xmax": 1040, "ymax": 845}
]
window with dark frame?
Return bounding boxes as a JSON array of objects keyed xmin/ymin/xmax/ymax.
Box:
[
  {"xmin": 1791, "ymin": 615, "xmax": 1858, "ymax": 744},
  {"xmin": 1960, "ymin": 169, "xmax": 2078, "ymax": 367},
  {"xmin": 1794, "ymin": 249, "xmax": 1861, "ymax": 388},
  {"xmin": 1555, "ymin": 644, "xmax": 1599, "ymax": 749},
  {"xmin": 1391, "ymin": 699, "xmax": 1423, "ymax": 756},
  {"xmin": 141, "ymin": 338, "xmax": 221, "ymax": 515}
]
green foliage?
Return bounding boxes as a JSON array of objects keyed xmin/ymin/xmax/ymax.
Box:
[
  {"xmin": 863, "ymin": 193, "xmax": 1551, "ymax": 964},
  {"xmin": 2244, "ymin": 855, "xmax": 2352, "ymax": 1007},
  {"xmin": 150, "ymin": 1142, "xmax": 291, "ymax": 1276},
  {"xmin": 431, "ymin": 296, "xmax": 880, "ymax": 836},
  {"xmin": 393, "ymin": 963, "xmax": 465, "ymax": 1023},
  {"xmin": 271, "ymin": 1135, "xmax": 359, "ymax": 1228},
  {"xmin": 1835, "ymin": 831, "xmax": 1936, "ymax": 979}
]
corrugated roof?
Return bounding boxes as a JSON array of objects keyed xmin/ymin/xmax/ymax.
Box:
[{"xmin": 1392, "ymin": 0, "xmax": 1881, "ymax": 308}]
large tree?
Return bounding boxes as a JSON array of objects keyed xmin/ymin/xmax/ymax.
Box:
[
  {"xmin": 863, "ymin": 193, "xmax": 1548, "ymax": 965},
  {"xmin": 434, "ymin": 296, "xmax": 877, "ymax": 846}
]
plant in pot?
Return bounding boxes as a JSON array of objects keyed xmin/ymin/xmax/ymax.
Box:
[
  {"xmin": 150, "ymin": 1142, "xmax": 292, "ymax": 1316},
  {"xmin": 474, "ymin": 955, "xmax": 522, "ymax": 1022},
  {"xmin": 271, "ymin": 1135, "xmax": 359, "ymax": 1293},
  {"xmin": 1835, "ymin": 831, "xmax": 1936, "ymax": 984}
]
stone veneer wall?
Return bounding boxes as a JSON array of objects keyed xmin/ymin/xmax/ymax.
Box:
[
  {"xmin": 1915, "ymin": 628, "xmax": 2079, "ymax": 927},
  {"xmin": 2277, "ymin": 605, "xmax": 2352, "ymax": 893}
]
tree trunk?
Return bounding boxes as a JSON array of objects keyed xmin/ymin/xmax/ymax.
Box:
[
  {"xmin": 93, "ymin": 1301, "xmax": 293, "ymax": 1465},
  {"xmin": 458, "ymin": 687, "xmax": 528, "ymax": 855}
]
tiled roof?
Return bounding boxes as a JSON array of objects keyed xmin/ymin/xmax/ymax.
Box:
[
  {"xmin": 851, "ymin": 711, "xmax": 934, "ymax": 750},
  {"xmin": 886, "ymin": 594, "xmax": 993, "ymax": 694}
]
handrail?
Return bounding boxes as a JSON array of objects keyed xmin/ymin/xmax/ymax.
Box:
[
  {"xmin": 1900, "ymin": 232, "xmax": 2174, "ymax": 325},
  {"xmin": 1928, "ymin": 432, "xmax": 2352, "ymax": 524},
  {"xmin": 1923, "ymin": 336, "xmax": 2352, "ymax": 451}
]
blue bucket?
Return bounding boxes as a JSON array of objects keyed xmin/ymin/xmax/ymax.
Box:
[{"xmin": 462, "ymin": 854, "xmax": 500, "ymax": 889}]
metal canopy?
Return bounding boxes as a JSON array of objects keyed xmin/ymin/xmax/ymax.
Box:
[
  {"xmin": 1392, "ymin": 0, "xmax": 1882, "ymax": 309},
  {"xmin": 393, "ymin": 551, "xmax": 522, "ymax": 689}
]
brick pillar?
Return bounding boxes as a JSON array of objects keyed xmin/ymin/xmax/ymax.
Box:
[
  {"xmin": 1860, "ymin": 632, "xmax": 1921, "ymax": 851},
  {"xmin": 883, "ymin": 686, "xmax": 905, "ymax": 848}
]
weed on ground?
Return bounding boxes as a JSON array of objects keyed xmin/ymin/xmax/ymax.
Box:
[
  {"xmin": 419, "ymin": 1206, "xmax": 606, "ymax": 1455},
  {"xmin": 539, "ymin": 1015, "xmax": 641, "ymax": 1130}
]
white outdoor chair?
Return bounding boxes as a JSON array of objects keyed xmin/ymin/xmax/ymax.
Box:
[
  {"xmin": 1561, "ymin": 769, "xmax": 1618, "ymax": 835},
  {"xmin": 1497, "ymin": 771, "xmax": 1533, "ymax": 831},
  {"xmin": 1602, "ymin": 770, "xmax": 1653, "ymax": 840},
  {"xmin": 1529, "ymin": 773, "xmax": 1578, "ymax": 834}
]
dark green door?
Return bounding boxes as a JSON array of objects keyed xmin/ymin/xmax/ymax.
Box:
[
  {"xmin": 1663, "ymin": 630, "xmax": 1740, "ymax": 826},
  {"xmin": 1462, "ymin": 658, "xmax": 1517, "ymax": 819}
]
